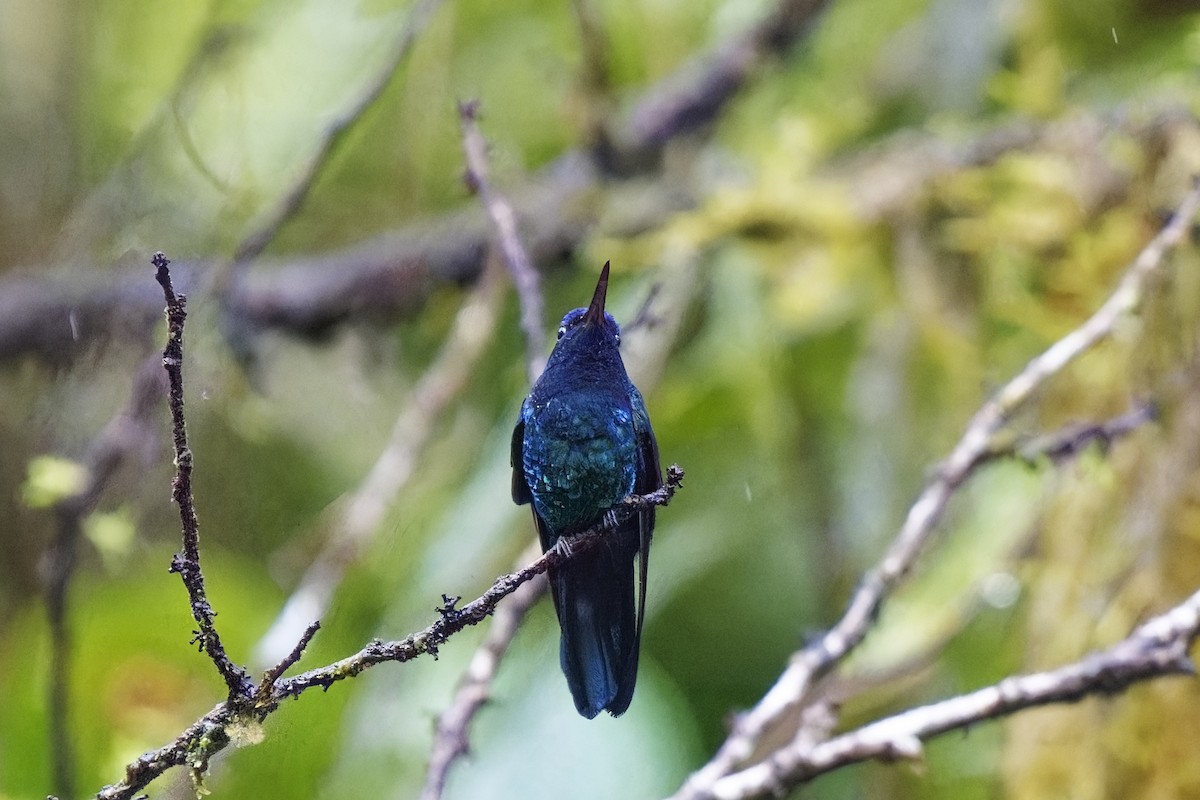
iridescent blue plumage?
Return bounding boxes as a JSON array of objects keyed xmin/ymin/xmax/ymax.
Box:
[{"xmin": 511, "ymin": 263, "xmax": 661, "ymax": 718}]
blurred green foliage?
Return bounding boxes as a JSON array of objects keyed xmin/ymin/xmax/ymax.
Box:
[{"xmin": 3, "ymin": 0, "xmax": 1200, "ymax": 799}]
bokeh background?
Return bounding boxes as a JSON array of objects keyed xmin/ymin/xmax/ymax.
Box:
[{"xmin": 3, "ymin": 0, "xmax": 1200, "ymax": 798}]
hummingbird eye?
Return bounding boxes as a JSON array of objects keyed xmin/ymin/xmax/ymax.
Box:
[{"xmin": 557, "ymin": 326, "xmax": 565, "ymax": 340}]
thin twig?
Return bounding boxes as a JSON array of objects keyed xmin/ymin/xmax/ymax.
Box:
[
  {"xmin": 256, "ymin": 621, "xmax": 321, "ymax": 705},
  {"xmin": 707, "ymin": 587, "xmax": 1200, "ymax": 799},
  {"xmin": 458, "ymin": 100, "xmax": 547, "ymax": 381},
  {"xmin": 153, "ymin": 252, "xmax": 250, "ymax": 698},
  {"xmin": 230, "ymin": 0, "xmax": 443, "ymax": 266},
  {"xmin": 671, "ymin": 180, "xmax": 1200, "ymax": 800},
  {"xmin": 1001, "ymin": 402, "xmax": 1157, "ymax": 466},
  {"xmin": 622, "ymin": 283, "xmax": 664, "ymax": 335}
]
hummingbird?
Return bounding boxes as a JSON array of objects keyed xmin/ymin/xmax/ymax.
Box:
[{"xmin": 511, "ymin": 262, "xmax": 661, "ymax": 718}]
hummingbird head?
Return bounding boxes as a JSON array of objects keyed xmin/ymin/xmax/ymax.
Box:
[{"xmin": 556, "ymin": 262, "xmax": 621, "ymax": 347}]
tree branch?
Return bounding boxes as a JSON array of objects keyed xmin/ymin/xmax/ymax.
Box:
[
  {"xmin": 154, "ymin": 252, "xmax": 251, "ymax": 699},
  {"xmin": 228, "ymin": 0, "xmax": 444, "ymax": 266},
  {"xmin": 670, "ymin": 180, "xmax": 1200, "ymax": 800},
  {"xmin": 458, "ymin": 100, "xmax": 547, "ymax": 381},
  {"xmin": 707, "ymin": 588, "xmax": 1200, "ymax": 799},
  {"xmin": 272, "ymin": 470, "xmax": 682, "ymax": 697},
  {"xmin": 418, "ymin": 103, "xmax": 559, "ymax": 800}
]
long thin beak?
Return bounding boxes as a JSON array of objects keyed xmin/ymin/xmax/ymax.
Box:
[{"xmin": 583, "ymin": 262, "xmax": 610, "ymax": 326}]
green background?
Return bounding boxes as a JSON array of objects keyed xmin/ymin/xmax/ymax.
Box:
[{"xmin": 3, "ymin": 0, "xmax": 1200, "ymax": 798}]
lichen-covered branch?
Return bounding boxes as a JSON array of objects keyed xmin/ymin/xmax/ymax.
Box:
[
  {"xmin": 273, "ymin": 468, "xmax": 683, "ymax": 698},
  {"xmin": 92, "ymin": 468, "xmax": 683, "ymax": 800}
]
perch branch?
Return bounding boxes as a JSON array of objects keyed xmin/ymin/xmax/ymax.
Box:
[
  {"xmin": 93, "ymin": 468, "xmax": 683, "ymax": 800},
  {"xmin": 274, "ymin": 467, "xmax": 682, "ymax": 697},
  {"xmin": 671, "ymin": 179, "xmax": 1200, "ymax": 800}
]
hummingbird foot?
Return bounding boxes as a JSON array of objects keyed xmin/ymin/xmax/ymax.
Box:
[{"xmin": 552, "ymin": 536, "xmax": 575, "ymax": 559}]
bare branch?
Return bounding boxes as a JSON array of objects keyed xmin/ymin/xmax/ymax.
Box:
[
  {"xmin": 229, "ymin": 0, "xmax": 444, "ymax": 266},
  {"xmin": 256, "ymin": 621, "xmax": 321, "ymax": 706},
  {"xmin": 612, "ymin": 0, "xmax": 830, "ymax": 170},
  {"xmin": 671, "ymin": 181, "xmax": 1200, "ymax": 800},
  {"xmin": 153, "ymin": 252, "xmax": 251, "ymax": 698},
  {"xmin": 413, "ymin": 101, "xmax": 564, "ymax": 800},
  {"xmin": 621, "ymin": 282, "xmax": 664, "ymax": 336},
  {"xmin": 458, "ymin": 100, "xmax": 547, "ymax": 381},
  {"xmin": 708, "ymin": 588, "xmax": 1200, "ymax": 799}
]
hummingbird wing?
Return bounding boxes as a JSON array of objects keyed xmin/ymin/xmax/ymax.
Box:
[
  {"xmin": 512, "ymin": 412, "xmax": 558, "ymax": 554},
  {"xmin": 510, "ymin": 417, "xmax": 532, "ymax": 506},
  {"xmin": 608, "ymin": 387, "xmax": 661, "ymax": 715}
]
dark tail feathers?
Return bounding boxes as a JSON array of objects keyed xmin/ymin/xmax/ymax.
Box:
[{"xmin": 550, "ymin": 534, "xmax": 640, "ymax": 718}]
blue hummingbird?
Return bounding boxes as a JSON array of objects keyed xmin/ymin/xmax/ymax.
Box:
[{"xmin": 511, "ymin": 262, "xmax": 661, "ymax": 718}]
